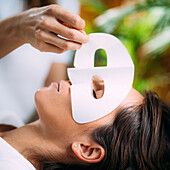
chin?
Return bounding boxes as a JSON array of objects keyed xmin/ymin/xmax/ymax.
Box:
[
  {"xmin": 35, "ymin": 89, "xmax": 41, "ymax": 104},
  {"xmin": 34, "ymin": 88, "xmax": 47, "ymax": 111}
]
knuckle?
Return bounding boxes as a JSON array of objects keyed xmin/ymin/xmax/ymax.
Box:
[
  {"xmin": 57, "ymin": 49, "xmax": 65, "ymax": 54},
  {"xmin": 72, "ymin": 15, "xmax": 81, "ymax": 26},
  {"xmin": 63, "ymin": 42, "xmax": 70, "ymax": 50},
  {"xmin": 41, "ymin": 16, "xmax": 49, "ymax": 27},
  {"xmin": 47, "ymin": 4, "xmax": 58, "ymax": 14},
  {"xmin": 68, "ymin": 31, "xmax": 76, "ymax": 40},
  {"xmin": 36, "ymin": 30, "xmax": 44, "ymax": 41},
  {"xmin": 47, "ymin": 4, "xmax": 54, "ymax": 13}
]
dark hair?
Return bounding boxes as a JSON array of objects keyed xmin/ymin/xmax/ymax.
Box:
[
  {"xmin": 43, "ymin": 91, "xmax": 170, "ymax": 170},
  {"xmin": 27, "ymin": 0, "xmax": 56, "ymax": 8}
]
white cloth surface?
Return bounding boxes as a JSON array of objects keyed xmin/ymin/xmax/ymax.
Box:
[
  {"xmin": 0, "ymin": 137, "xmax": 35, "ymax": 170},
  {"xmin": 0, "ymin": 110, "xmax": 24, "ymax": 127},
  {"xmin": 0, "ymin": 0, "xmax": 80, "ymax": 123}
]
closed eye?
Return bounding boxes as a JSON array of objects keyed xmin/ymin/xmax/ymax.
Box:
[
  {"xmin": 93, "ymin": 89, "xmax": 97, "ymax": 99},
  {"xmin": 92, "ymin": 75, "xmax": 104, "ymax": 99}
]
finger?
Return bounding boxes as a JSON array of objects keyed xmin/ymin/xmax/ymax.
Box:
[
  {"xmin": 50, "ymin": 5, "xmax": 85, "ymax": 30},
  {"xmin": 40, "ymin": 17, "xmax": 89, "ymax": 44},
  {"xmin": 38, "ymin": 41, "xmax": 65, "ymax": 54},
  {"xmin": 40, "ymin": 30, "xmax": 82, "ymax": 50}
]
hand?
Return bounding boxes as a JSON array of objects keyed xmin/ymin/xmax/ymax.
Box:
[{"xmin": 16, "ymin": 4, "xmax": 89, "ymax": 53}]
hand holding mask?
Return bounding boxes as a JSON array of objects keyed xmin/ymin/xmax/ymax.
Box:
[{"xmin": 68, "ymin": 33, "xmax": 134, "ymax": 123}]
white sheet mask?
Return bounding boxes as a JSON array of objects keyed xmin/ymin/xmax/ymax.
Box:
[{"xmin": 67, "ymin": 33, "xmax": 134, "ymax": 124}]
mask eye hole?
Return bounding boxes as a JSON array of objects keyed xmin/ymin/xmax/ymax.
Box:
[
  {"xmin": 91, "ymin": 75, "xmax": 104, "ymax": 99},
  {"xmin": 94, "ymin": 48, "xmax": 107, "ymax": 67}
]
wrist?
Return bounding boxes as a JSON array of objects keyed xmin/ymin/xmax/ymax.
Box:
[
  {"xmin": 1, "ymin": 14, "xmax": 25, "ymax": 45},
  {"xmin": 12, "ymin": 14, "xmax": 26, "ymax": 44},
  {"xmin": 13, "ymin": 13, "xmax": 28, "ymax": 44},
  {"xmin": 0, "ymin": 15, "xmax": 25, "ymax": 58}
]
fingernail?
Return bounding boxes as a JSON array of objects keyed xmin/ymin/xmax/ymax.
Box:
[{"xmin": 84, "ymin": 34, "xmax": 90, "ymax": 43}]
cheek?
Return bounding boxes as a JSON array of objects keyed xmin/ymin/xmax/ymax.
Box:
[
  {"xmin": 35, "ymin": 87, "xmax": 60, "ymax": 110},
  {"xmin": 46, "ymin": 96, "xmax": 78, "ymax": 135},
  {"xmin": 51, "ymin": 95, "xmax": 73, "ymax": 125}
]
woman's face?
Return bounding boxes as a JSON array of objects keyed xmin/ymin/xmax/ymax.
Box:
[
  {"xmin": 35, "ymin": 79, "xmax": 143, "ymax": 143},
  {"xmin": 35, "ymin": 80, "xmax": 114, "ymax": 141}
]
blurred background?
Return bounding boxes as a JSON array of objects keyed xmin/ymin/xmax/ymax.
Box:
[{"xmin": 79, "ymin": 0, "xmax": 170, "ymax": 102}]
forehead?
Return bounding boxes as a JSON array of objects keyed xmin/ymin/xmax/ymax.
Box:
[{"xmin": 120, "ymin": 88, "xmax": 143, "ymax": 108}]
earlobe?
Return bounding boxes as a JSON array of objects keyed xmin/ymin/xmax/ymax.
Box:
[{"xmin": 71, "ymin": 142, "xmax": 105, "ymax": 163}]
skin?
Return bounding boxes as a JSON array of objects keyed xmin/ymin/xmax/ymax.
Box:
[
  {"xmin": 0, "ymin": 78, "xmax": 143, "ymax": 169},
  {"xmin": 0, "ymin": 4, "xmax": 89, "ymax": 59}
]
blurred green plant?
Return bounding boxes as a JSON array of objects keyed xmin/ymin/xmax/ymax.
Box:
[
  {"xmin": 94, "ymin": 48, "xmax": 107, "ymax": 67},
  {"xmin": 82, "ymin": 0, "xmax": 170, "ymax": 100},
  {"xmin": 80, "ymin": 0, "xmax": 107, "ymax": 13}
]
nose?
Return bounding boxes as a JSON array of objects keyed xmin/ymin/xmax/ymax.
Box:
[{"xmin": 59, "ymin": 80, "xmax": 71, "ymax": 94}]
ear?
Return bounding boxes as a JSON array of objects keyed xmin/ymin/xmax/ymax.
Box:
[{"xmin": 71, "ymin": 142, "xmax": 105, "ymax": 163}]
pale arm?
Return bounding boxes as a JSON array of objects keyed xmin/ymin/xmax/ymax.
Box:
[{"xmin": 0, "ymin": 14, "xmax": 25, "ymax": 59}]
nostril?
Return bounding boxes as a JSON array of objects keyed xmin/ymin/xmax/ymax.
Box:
[
  {"xmin": 58, "ymin": 80, "xmax": 63, "ymax": 91},
  {"xmin": 68, "ymin": 80, "xmax": 72, "ymax": 85}
]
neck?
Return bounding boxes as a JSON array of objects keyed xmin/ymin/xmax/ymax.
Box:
[{"xmin": 0, "ymin": 121, "xmax": 66, "ymax": 169}]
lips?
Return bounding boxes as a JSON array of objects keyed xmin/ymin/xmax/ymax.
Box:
[
  {"xmin": 51, "ymin": 82, "xmax": 59, "ymax": 91},
  {"xmin": 51, "ymin": 81, "xmax": 71, "ymax": 92}
]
